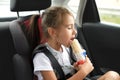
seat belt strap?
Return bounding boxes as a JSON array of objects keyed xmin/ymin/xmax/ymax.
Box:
[{"xmin": 33, "ymin": 45, "xmax": 66, "ymax": 80}]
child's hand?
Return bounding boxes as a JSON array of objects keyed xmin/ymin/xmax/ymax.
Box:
[{"xmin": 73, "ymin": 56, "xmax": 94, "ymax": 75}]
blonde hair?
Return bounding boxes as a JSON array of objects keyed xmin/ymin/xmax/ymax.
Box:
[{"xmin": 42, "ymin": 6, "xmax": 73, "ymax": 38}]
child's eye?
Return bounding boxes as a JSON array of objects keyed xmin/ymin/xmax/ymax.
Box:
[
  {"xmin": 64, "ymin": 24, "xmax": 73, "ymax": 29},
  {"xmin": 67, "ymin": 25, "xmax": 72, "ymax": 29},
  {"xmin": 68, "ymin": 27, "xmax": 72, "ymax": 29}
]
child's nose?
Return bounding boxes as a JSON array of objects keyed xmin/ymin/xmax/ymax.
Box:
[{"xmin": 73, "ymin": 28, "xmax": 77, "ymax": 35}]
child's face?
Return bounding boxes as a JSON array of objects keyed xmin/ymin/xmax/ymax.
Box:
[{"xmin": 55, "ymin": 14, "xmax": 77, "ymax": 47}]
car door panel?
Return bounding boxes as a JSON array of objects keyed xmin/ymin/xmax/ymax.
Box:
[{"xmin": 82, "ymin": 22, "xmax": 120, "ymax": 73}]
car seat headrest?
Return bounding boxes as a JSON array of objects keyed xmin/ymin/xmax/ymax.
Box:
[{"xmin": 10, "ymin": 0, "xmax": 51, "ymax": 12}]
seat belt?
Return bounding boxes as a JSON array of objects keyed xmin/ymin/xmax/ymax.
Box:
[{"xmin": 33, "ymin": 44, "xmax": 66, "ymax": 80}]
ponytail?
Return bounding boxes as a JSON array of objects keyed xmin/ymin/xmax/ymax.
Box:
[{"xmin": 28, "ymin": 15, "xmax": 40, "ymax": 50}]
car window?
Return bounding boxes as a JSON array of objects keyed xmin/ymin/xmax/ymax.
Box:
[
  {"xmin": 95, "ymin": 0, "xmax": 120, "ymax": 25},
  {"xmin": 52, "ymin": 0, "xmax": 80, "ymax": 18},
  {"xmin": 0, "ymin": 0, "xmax": 80, "ymax": 19},
  {"xmin": 0, "ymin": 0, "xmax": 43, "ymax": 18}
]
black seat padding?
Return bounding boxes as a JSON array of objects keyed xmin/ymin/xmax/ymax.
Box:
[{"xmin": 0, "ymin": 22, "xmax": 16, "ymax": 80}]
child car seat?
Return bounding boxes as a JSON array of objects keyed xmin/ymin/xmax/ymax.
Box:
[{"xmin": 10, "ymin": 0, "xmax": 51, "ymax": 80}]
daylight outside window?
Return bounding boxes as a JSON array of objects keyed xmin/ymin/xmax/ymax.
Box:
[
  {"xmin": 0, "ymin": 0, "xmax": 40, "ymax": 18},
  {"xmin": 52, "ymin": 0, "xmax": 80, "ymax": 18},
  {"xmin": 0, "ymin": 0, "xmax": 80, "ymax": 19},
  {"xmin": 95, "ymin": 0, "xmax": 120, "ymax": 25}
]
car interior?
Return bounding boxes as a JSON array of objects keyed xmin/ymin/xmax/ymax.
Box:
[
  {"xmin": 0, "ymin": 0, "xmax": 51, "ymax": 80},
  {"xmin": 0, "ymin": 0, "xmax": 120, "ymax": 80}
]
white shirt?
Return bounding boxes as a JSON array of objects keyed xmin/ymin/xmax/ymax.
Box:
[{"xmin": 33, "ymin": 43, "xmax": 75, "ymax": 80}]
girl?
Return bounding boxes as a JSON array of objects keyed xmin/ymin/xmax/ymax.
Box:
[{"xmin": 32, "ymin": 6, "xmax": 120, "ymax": 80}]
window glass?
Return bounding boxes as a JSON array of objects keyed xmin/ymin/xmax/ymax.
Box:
[
  {"xmin": 0, "ymin": 0, "xmax": 80, "ymax": 18},
  {"xmin": 0, "ymin": 0, "xmax": 40, "ymax": 18},
  {"xmin": 52, "ymin": 0, "xmax": 80, "ymax": 18},
  {"xmin": 95, "ymin": 0, "xmax": 120, "ymax": 25},
  {"xmin": 0, "ymin": 0, "xmax": 14, "ymax": 17}
]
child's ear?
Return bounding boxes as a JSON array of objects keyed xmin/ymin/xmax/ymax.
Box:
[{"xmin": 47, "ymin": 27, "xmax": 56, "ymax": 37}]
